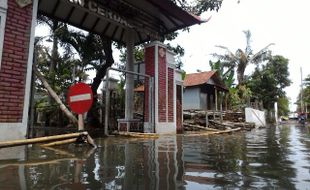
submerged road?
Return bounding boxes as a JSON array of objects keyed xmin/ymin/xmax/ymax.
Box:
[{"xmin": 0, "ymin": 122, "xmax": 309, "ymax": 189}]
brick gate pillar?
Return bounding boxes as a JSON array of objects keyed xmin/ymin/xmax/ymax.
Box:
[
  {"xmin": 0, "ymin": 0, "xmax": 37, "ymax": 141},
  {"xmin": 144, "ymin": 41, "xmax": 179, "ymax": 134}
]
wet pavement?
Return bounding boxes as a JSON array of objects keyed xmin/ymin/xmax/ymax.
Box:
[{"xmin": 0, "ymin": 122, "xmax": 309, "ymax": 189}]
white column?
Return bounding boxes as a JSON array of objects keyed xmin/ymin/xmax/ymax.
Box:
[
  {"xmin": 125, "ymin": 29, "xmax": 134, "ymax": 124},
  {"xmin": 274, "ymin": 102, "xmax": 278, "ymax": 124}
]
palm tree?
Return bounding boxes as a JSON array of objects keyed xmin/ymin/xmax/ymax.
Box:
[{"xmin": 212, "ymin": 30, "xmax": 274, "ymax": 85}]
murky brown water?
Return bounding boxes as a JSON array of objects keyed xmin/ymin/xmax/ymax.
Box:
[{"xmin": 0, "ymin": 123, "xmax": 310, "ymax": 189}]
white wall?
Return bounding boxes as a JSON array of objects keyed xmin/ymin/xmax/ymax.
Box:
[{"xmin": 183, "ymin": 88, "xmax": 201, "ymax": 110}]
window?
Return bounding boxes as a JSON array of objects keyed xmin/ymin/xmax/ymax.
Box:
[{"xmin": 0, "ymin": 7, "xmax": 7, "ymax": 69}]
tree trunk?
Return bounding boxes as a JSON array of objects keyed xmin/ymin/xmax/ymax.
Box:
[
  {"xmin": 87, "ymin": 38, "xmax": 114, "ymax": 128},
  {"xmin": 33, "ymin": 65, "xmax": 78, "ymax": 124}
]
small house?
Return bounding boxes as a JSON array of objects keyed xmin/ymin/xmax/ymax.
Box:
[{"xmin": 183, "ymin": 71, "xmax": 228, "ymax": 111}]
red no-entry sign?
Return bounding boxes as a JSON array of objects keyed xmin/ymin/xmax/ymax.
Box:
[{"xmin": 67, "ymin": 82, "xmax": 93, "ymax": 114}]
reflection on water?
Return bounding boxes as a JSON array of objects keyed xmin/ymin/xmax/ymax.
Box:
[{"xmin": 0, "ymin": 124, "xmax": 310, "ymax": 189}]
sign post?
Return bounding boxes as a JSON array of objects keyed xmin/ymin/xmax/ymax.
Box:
[{"xmin": 67, "ymin": 83, "xmax": 93, "ymax": 131}]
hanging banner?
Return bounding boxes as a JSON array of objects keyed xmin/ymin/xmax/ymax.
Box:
[{"xmin": 15, "ymin": 0, "xmax": 32, "ymax": 8}]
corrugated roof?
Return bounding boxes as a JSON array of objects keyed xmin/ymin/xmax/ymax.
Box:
[{"xmin": 38, "ymin": 0, "xmax": 206, "ymax": 45}]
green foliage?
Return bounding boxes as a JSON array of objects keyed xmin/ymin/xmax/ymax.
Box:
[
  {"xmin": 212, "ymin": 30, "xmax": 274, "ymax": 85},
  {"xmin": 246, "ymin": 55, "xmax": 291, "ymax": 111},
  {"xmin": 119, "ymin": 46, "xmax": 144, "ymax": 64},
  {"xmin": 229, "ymin": 85, "xmax": 252, "ymax": 110},
  {"xmin": 170, "ymin": 0, "xmax": 224, "ymax": 15},
  {"xmin": 296, "ymin": 74, "xmax": 310, "ymax": 112},
  {"xmin": 277, "ymin": 96, "xmax": 290, "ymax": 116},
  {"xmin": 209, "ymin": 60, "xmax": 234, "ymax": 88}
]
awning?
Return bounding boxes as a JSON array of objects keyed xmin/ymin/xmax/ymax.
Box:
[{"xmin": 38, "ymin": 0, "xmax": 205, "ymax": 45}]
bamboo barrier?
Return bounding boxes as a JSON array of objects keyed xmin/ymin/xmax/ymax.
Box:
[
  {"xmin": 0, "ymin": 132, "xmax": 88, "ymax": 148},
  {"xmin": 41, "ymin": 138, "xmax": 77, "ymax": 147},
  {"xmin": 185, "ymin": 127, "xmax": 241, "ymax": 137},
  {"xmin": 41, "ymin": 146, "xmax": 76, "ymax": 157},
  {"xmin": 0, "ymin": 158, "xmax": 79, "ymax": 169},
  {"xmin": 184, "ymin": 123, "xmax": 221, "ymax": 132},
  {"xmin": 118, "ymin": 132, "xmax": 159, "ymax": 138}
]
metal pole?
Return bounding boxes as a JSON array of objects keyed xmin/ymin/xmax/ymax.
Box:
[
  {"xmin": 215, "ymin": 88, "xmax": 218, "ymax": 111},
  {"xmin": 78, "ymin": 114, "xmax": 84, "ymax": 131},
  {"xmin": 104, "ymin": 68, "xmax": 110, "ymax": 136},
  {"xmin": 125, "ymin": 29, "xmax": 135, "ymax": 132},
  {"xmin": 205, "ymin": 111, "xmax": 209, "ymax": 128},
  {"xmin": 300, "ymin": 67, "xmax": 304, "ymax": 112},
  {"xmin": 220, "ymin": 92, "xmax": 223, "ymax": 123},
  {"xmin": 28, "ymin": 70, "xmax": 36, "ymax": 138},
  {"xmin": 150, "ymin": 77, "xmax": 155, "ymax": 132}
]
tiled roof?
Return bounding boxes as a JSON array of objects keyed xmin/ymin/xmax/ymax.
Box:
[
  {"xmin": 184, "ymin": 71, "xmax": 216, "ymax": 87},
  {"xmin": 134, "ymin": 85, "xmax": 144, "ymax": 92}
]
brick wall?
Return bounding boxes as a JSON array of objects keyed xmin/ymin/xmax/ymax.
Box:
[
  {"xmin": 168, "ymin": 68, "xmax": 174, "ymax": 122},
  {"xmin": 158, "ymin": 47, "xmax": 166, "ymax": 122},
  {"xmin": 0, "ymin": 1, "xmax": 33, "ymax": 122},
  {"xmin": 144, "ymin": 46, "xmax": 155, "ymax": 122}
]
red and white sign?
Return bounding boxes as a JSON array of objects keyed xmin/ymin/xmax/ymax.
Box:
[{"xmin": 67, "ymin": 82, "xmax": 93, "ymax": 114}]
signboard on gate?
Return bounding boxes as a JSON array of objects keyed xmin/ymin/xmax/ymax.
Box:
[{"xmin": 67, "ymin": 82, "xmax": 93, "ymax": 114}]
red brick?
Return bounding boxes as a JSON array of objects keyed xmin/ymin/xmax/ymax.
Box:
[{"xmin": 0, "ymin": 0, "xmax": 33, "ymax": 122}]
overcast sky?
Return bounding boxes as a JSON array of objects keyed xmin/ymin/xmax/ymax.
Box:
[{"xmin": 170, "ymin": 0, "xmax": 310, "ymax": 111}]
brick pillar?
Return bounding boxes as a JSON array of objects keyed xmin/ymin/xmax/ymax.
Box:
[
  {"xmin": 144, "ymin": 41, "xmax": 176, "ymax": 134},
  {"xmin": 0, "ymin": 0, "xmax": 37, "ymax": 140}
]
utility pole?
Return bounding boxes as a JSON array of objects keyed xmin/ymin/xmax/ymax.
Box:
[{"xmin": 300, "ymin": 67, "xmax": 304, "ymax": 113}]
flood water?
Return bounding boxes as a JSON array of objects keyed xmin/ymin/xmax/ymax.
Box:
[{"xmin": 0, "ymin": 123, "xmax": 310, "ymax": 189}]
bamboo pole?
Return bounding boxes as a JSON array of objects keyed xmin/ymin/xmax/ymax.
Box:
[
  {"xmin": 118, "ymin": 132, "xmax": 159, "ymax": 138},
  {"xmin": 33, "ymin": 65, "xmax": 78, "ymax": 124},
  {"xmin": 41, "ymin": 138, "xmax": 77, "ymax": 147},
  {"xmin": 0, "ymin": 132, "xmax": 88, "ymax": 148},
  {"xmin": 0, "ymin": 158, "xmax": 80, "ymax": 169},
  {"xmin": 41, "ymin": 146, "xmax": 76, "ymax": 157},
  {"xmin": 186, "ymin": 127, "xmax": 241, "ymax": 137},
  {"xmin": 184, "ymin": 123, "xmax": 220, "ymax": 131}
]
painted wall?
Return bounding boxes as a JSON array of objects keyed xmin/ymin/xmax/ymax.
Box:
[
  {"xmin": 200, "ymin": 92, "xmax": 207, "ymax": 110},
  {"xmin": 183, "ymin": 87, "xmax": 201, "ymax": 110}
]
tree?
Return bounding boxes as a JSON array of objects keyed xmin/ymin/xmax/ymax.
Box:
[
  {"xmin": 35, "ymin": 17, "xmax": 83, "ymax": 126},
  {"xmin": 277, "ymin": 96, "xmax": 290, "ymax": 116},
  {"xmin": 296, "ymin": 74, "xmax": 310, "ymax": 112},
  {"xmin": 171, "ymin": 0, "xmax": 223, "ymax": 14},
  {"xmin": 247, "ymin": 55, "xmax": 291, "ymax": 111},
  {"xmin": 209, "ymin": 60, "xmax": 234, "ymax": 88},
  {"xmin": 212, "ymin": 30, "xmax": 274, "ymax": 85},
  {"xmin": 54, "ymin": 25, "xmax": 114, "ymax": 127}
]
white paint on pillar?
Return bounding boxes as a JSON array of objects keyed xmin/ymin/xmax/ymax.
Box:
[
  {"xmin": 154, "ymin": 43, "xmax": 159, "ymax": 129},
  {"xmin": 0, "ymin": 0, "xmax": 7, "ymax": 70},
  {"xmin": 125, "ymin": 29, "xmax": 135, "ymax": 123}
]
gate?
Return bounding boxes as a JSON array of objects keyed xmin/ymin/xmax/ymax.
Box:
[{"xmin": 103, "ymin": 67, "xmax": 153, "ymax": 135}]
